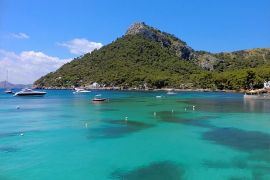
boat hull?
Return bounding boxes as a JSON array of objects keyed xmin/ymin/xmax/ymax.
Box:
[
  {"xmin": 14, "ymin": 92, "xmax": 47, "ymax": 96},
  {"xmin": 92, "ymin": 98, "xmax": 106, "ymax": 102},
  {"xmin": 5, "ymin": 91, "xmax": 14, "ymax": 94}
]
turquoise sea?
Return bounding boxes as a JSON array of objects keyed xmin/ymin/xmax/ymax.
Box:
[{"xmin": 0, "ymin": 89, "xmax": 270, "ymax": 180}]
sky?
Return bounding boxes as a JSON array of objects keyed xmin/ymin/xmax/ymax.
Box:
[{"xmin": 0, "ymin": 0, "xmax": 270, "ymax": 84}]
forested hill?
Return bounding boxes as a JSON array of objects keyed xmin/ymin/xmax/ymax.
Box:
[{"xmin": 34, "ymin": 22, "xmax": 270, "ymax": 90}]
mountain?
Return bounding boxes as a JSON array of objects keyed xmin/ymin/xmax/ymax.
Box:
[
  {"xmin": 34, "ymin": 22, "xmax": 270, "ymax": 90},
  {"xmin": 0, "ymin": 81, "xmax": 32, "ymax": 89}
]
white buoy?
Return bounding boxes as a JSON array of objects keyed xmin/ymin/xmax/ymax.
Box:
[
  {"xmin": 185, "ymin": 108, "xmax": 187, "ymax": 111},
  {"xmin": 154, "ymin": 112, "xmax": 156, "ymax": 116},
  {"xmin": 85, "ymin": 123, "xmax": 88, "ymax": 128},
  {"xmin": 172, "ymin": 109, "xmax": 174, "ymax": 113},
  {"xmin": 20, "ymin": 133, "xmax": 24, "ymax": 136},
  {"xmin": 125, "ymin": 117, "xmax": 128, "ymax": 121},
  {"xmin": 192, "ymin": 106, "xmax": 195, "ymax": 111}
]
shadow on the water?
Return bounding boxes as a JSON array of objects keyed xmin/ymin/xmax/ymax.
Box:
[
  {"xmin": 247, "ymin": 150, "xmax": 270, "ymax": 163},
  {"xmin": 154, "ymin": 111, "xmax": 216, "ymax": 128},
  {"xmin": 87, "ymin": 120, "xmax": 155, "ymax": 139},
  {"xmin": 110, "ymin": 161, "xmax": 185, "ymax": 180},
  {"xmin": 178, "ymin": 97, "xmax": 270, "ymax": 113},
  {"xmin": 0, "ymin": 132, "xmax": 19, "ymax": 138},
  {"xmin": 202, "ymin": 127, "xmax": 270, "ymax": 152},
  {"xmin": 203, "ymin": 153, "xmax": 270, "ymax": 180},
  {"xmin": 0, "ymin": 146, "xmax": 19, "ymax": 153},
  {"xmin": 203, "ymin": 158, "xmax": 248, "ymax": 169}
]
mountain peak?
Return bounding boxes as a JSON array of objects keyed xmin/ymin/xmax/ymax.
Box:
[
  {"xmin": 125, "ymin": 22, "xmax": 149, "ymax": 36},
  {"xmin": 125, "ymin": 22, "xmax": 196, "ymax": 60}
]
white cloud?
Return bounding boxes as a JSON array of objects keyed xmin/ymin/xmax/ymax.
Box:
[
  {"xmin": 0, "ymin": 49, "xmax": 71, "ymax": 84},
  {"xmin": 10, "ymin": 32, "xmax": 30, "ymax": 39},
  {"xmin": 58, "ymin": 38, "xmax": 102, "ymax": 55}
]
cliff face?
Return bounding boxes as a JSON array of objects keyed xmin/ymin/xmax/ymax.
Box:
[{"xmin": 126, "ymin": 22, "xmax": 194, "ymax": 60}]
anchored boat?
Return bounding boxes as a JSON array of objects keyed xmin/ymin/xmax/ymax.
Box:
[
  {"xmin": 92, "ymin": 94, "xmax": 107, "ymax": 102},
  {"xmin": 73, "ymin": 88, "xmax": 91, "ymax": 94},
  {"xmin": 14, "ymin": 88, "xmax": 47, "ymax": 96}
]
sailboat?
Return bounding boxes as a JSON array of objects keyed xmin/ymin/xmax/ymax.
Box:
[{"xmin": 4, "ymin": 70, "xmax": 13, "ymax": 94}]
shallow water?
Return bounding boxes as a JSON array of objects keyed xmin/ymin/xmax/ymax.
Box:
[{"xmin": 0, "ymin": 89, "xmax": 269, "ymax": 180}]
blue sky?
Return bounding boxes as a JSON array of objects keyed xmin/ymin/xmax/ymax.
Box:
[{"xmin": 0, "ymin": 0, "xmax": 270, "ymax": 83}]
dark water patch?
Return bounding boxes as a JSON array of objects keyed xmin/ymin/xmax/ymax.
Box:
[
  {"xmin": 154, "ymin": 111, "xmax": 182, "ymax": 122},
  {"xmin": 251, "ymin": 169, "xmax": 270, "ymax": 180},
  {"xmin": 0, "ymin": 132, "xmax": 18, "ymax": 138},
  {"xmin": 0, "ymin": 130, "xmax": 40, "ymax": 139},
  {"xmin": 154, "ymin": 111, "xmax": 215, "ymax": 128},
  {"xmin": 177, "ymin": 98, "xmax": 270, "ymax": 113},
  {"xmin": 87, "ymin": 120, "xmax": 154, "ymax": 139},
  {"xmin": 0, "ymin": 146, "xmax": 19, "ymax": 153},
  {"xmin": 177, "ymin": 98, "xmax": 244, "ymax": 113},
  {"xmin": 0, "ymin": 131, "xmax": 26, "ymax": 138},
  {"xmin": 203, "ymin": 127, "xmax": 270, "ymax": 152},
  {"xmin": 204, "ymin": 157, "xmax": 270, "ymax": 179},
  {"xmin": 247, "ymin": 150, "xmax": 270, "ymax": 163},
  {"xmin": 203, "ymin": 159, "xmax": 248, "ymax": 169},
  {"xmin": 110, "ymin": 161, "xmax": 184, "ymax": 180},
  {"xmin": 106, "ymin": 120, "xmax": 152, "ymax": 127},
  {"xmin": 178, "ymin": 117, "xmax": 216, "ymax": 129}
]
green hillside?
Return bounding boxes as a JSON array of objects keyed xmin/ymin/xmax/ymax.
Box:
[{"xmin": 34, "ymin": 22, "xmax": 270, "ymax": 90}]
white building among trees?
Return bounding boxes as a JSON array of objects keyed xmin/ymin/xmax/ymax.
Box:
[{"xmin": 264, "ymin": 81, "xmax": 270, "ymax": 89}]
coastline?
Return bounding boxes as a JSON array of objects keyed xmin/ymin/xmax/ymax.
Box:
[{"xmin": 34, "ymin": 86, "xmax": 243, "ymax": 93}]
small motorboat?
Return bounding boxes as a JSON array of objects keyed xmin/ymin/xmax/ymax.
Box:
[
  {"xmin": 73, "ymin": 88, "xmax": 91, "ymax": 94},
  {"xmin": 14, "ymin": 88, "xmax": 46, "ymax": 96},
  {"xmin": 92, "ymin": 98, "xmax": 107, "ymax": 102},
  {"xmin": 156, "ymin": 95, "xmax": 162, "ymax": 98},
  {"xmin": 5, "ymin": 89, "xmax": 14, "ymax": 94},
  {"xmin": 92, "ymin": 94, "xmax": 106, "ymax": 102}
]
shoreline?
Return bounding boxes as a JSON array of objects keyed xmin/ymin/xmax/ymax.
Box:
[{"xmin": 34, "ymin": 86, "xmax": 243, "ymax": 93}]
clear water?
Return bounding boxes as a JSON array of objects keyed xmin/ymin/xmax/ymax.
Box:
[{"xmin": 0, "ymin": 89, "xmax": 270, "ymax": 180}]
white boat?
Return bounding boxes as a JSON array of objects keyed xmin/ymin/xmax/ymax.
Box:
[
  {"xmin": 73, "ymin": 88, "xmax": 91, "ymax": 94},
  {"xmin": 92, "ymin": 94, "xmax": 106, "ymax": 102},
  {"xmin": 14, "ymin": 88, "xmax": 46, "ymax": 96},
  {"xmin": 5, "ymin": 89, "xmax": 13, "ymax": 94},
  {"xmin": 167, "ymin": 91, "xmax": 177, "ymax": 95}
]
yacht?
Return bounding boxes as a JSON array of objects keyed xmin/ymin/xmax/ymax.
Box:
[
  {"xmin": 73, "ymin": 88, "xmax": 91, "ymax": 94},
  {"xmin": 14, "ymin": 88, "xmax": 47, "ymax": 96}
]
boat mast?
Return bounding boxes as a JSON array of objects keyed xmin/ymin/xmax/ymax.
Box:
[{"xmin": 5, "ymin": 70, "xmax": 8, "ymax": 89}]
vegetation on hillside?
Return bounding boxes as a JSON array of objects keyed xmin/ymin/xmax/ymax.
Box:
[{"xmin": 34, "ymin": 23, "xmax": 270, "ymax": 91}]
